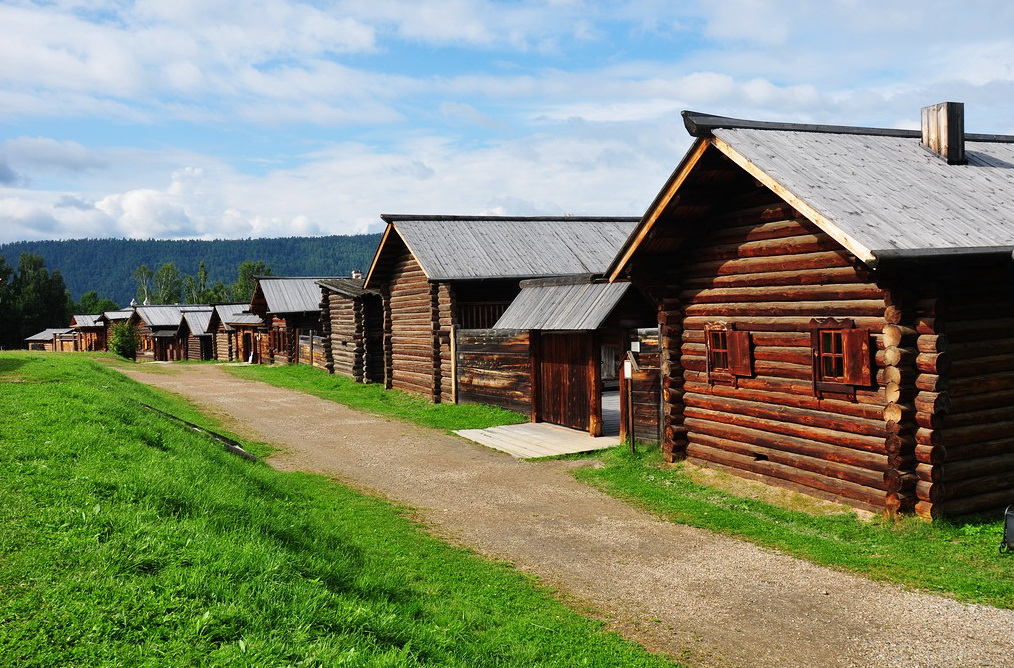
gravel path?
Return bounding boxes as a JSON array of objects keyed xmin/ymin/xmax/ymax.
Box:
[{"xmin": 123, "ymin": 364, "xmax": 1014, "ymax": 668}]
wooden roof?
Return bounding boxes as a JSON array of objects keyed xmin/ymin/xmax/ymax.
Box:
[
  {"xmin": 70, "ymin": 314, "xmax": 102, "ymax": 328},
  {"xmin": 134, "ymin": 305, "xmax": 184, "ymax": 329},
  {"xmin": 611, "ymin": 109, "xmax": 1014, "ymax": 278},
  {"xmin": 316, "ymin": 277, "xmax": 376, "ymax": 298},
  {"xmin": 25, "ymin": 328, "xmax": 73, "ymax": 341},
  {"xmin": 495, "ymin": 277, "xmax": 631, "ymax": 331},
  {"xmin": 366, "ymin": 215, "xmax": 638, "ymax": 287},
  {"xmin": 256, "ymin": 277, "xmax": 330, "ymax": 314}
]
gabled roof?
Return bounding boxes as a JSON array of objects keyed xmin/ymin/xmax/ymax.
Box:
[
  {"xmin": 25, "ymin": 328, "xmax": 73, "ymax": 341},
  {"xmin": 257, "ymin": 277, "xmax": 328, "ymax": 314},
  {"xmin": 181, "ymin": 308, "xmax": 214, "ymax": 335},
  {"xmin": 135, "ymin": 305, "xmax": 183, "ymax": 329},
  {"xmin": 102, "ymin": 310, "xmax": 133, "ymax": 322},
  {"xmin": 366, "ymin": 215, "xmax": 639, "ymax": 287},
  {"xmin": 495, "ymin": 277, "xmax": 631, "ymax": 331},
  {"xmin": 316, "ymin": 277, "xmax": 375, "ymax": 298},
  {"xmin": 611, "ymin": 109, "xmax": 1014, "ymax": 277},
  {"xmin": 209, "ymin": 304, "xmax": 262, "ymax": 331},
  {"xmin": 70, "ymin": 314, "xmax": 102, "ymax": 328}
]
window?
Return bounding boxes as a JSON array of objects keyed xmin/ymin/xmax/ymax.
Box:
[
  {"xmin": 705, "ymin": 322, "xmax": 752, "ymax": 385},
  {"xmin": 459, "ymin": 302, "xmax": 511, "ymax": 329},
  {"xmin": 810, "ymin": 318, "xmax": 871, "ymax": 399}
]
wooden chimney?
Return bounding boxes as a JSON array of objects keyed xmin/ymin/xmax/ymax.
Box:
[{"xmin": 921, "ymin": 102, "xmax": 966, "ymax": 164}]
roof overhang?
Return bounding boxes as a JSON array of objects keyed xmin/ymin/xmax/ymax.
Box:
[{"xmin": 494, "ymin": 279, "xmax": 631, "ymax": 331}]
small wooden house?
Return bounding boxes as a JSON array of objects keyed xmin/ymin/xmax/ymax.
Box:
[
  {"xmin": 207, "ymin": 304, "xmax": 254, "ymax": 361},
  {"xmin": 364, "ymin": 215, "xmax": 638, "ymax": 402},
  {"xmin": 317, "ymin": 277, "xmax": 383, "ymax": 382},
  {"xmin": 133, "ymin": 305, "xmax": 186, "ymax": 361},
  {"xmin": 609, "ymin": 103, "xmax": 1014, "ymax": 518},
  {"xmin": 180, "ymin": 306, "xmax": 214, "ymax": 361},
  {"xmin": 249, "ymin": 277, "xmax": 331, "ymax": 365},
  {"xmin": 69, "ymin": 314, "xmax": 106, "ymax": 351},
  {"xmin": 24, "ymin": 328, "xmax": 73, "ymax": 351}
]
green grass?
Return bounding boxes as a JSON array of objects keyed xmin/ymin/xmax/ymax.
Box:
[
  {"xmin": 225, "ymin": 363, "xmax": 528, "ymax": 431},
  {"xmin": 0, "ymin": 353, "xmax": 675, "ymax": 667},
  {"xmin": 575, "ymin": 445, "xmax": 1014, "ymax": 609}
]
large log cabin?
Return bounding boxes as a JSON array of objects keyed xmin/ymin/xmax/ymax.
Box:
[
  {"xmin": 207, "ymin": 304, "xmax": 254, "ymax": 361},
  {"xmin": 249, "ymin": 277, "xmax": 332, "ymax": 365},
  {"xmin": 133, "ymin": 305, "xmax": 186, "ymax": 361},
  {"xmin": 180, "ymin": 307, "xmax": 214, "ymax": 361},
  {"xmin": 364, "ymin": 215, "xmax": 638, "ymax": 403},
  {"xmin": 317, "ymin": 276, "xmax": 383, "ymax": 382},
  {"xmin": 24, "ymin": 328, "xmax": 73, "ymax": 351},
  {"xmin": 609, "ymin": 103, "xmax": 1014, "ymax": 518}
]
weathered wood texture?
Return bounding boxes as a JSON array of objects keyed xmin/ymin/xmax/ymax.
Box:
[
  {"xmin": 659, "ymin": 200, "xmax": 897, "ymax": 513},
  {"xmin": 455, "ymin": 328, "xmax": 532, "ymax": 414},
  {"xmin": 321, "ymin": 291, "xmax": 383, "ymax": 382},
  {"xmin": 384, "ymin": 250, "xmax": 442, "ymax": 401},
  {"xmin": 909, "ymin": 266, "xmax": 1014, "ymax": 518}
]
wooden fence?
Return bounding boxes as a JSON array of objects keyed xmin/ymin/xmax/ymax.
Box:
[{"xmin": 455, "ymin": 328, "xmax": 532, "ymax": 415}]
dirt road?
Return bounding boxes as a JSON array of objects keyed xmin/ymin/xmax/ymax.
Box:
[{"xmin": 123, "ymin": 364, "xmax": 1014, "ymax": 668}]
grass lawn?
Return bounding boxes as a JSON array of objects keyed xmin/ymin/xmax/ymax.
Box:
[
  {"xmin": 225, "ymin": 362, "xmax": 528, "ymax": 431},
  {"xmin": 575, "ymin": 445, "xmax": 1014, "ymax": 609},
  {"xmin": 0, "ymin": 353, "xmax": 675, "ymax": 667}
]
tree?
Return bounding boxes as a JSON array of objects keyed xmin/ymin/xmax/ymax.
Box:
[
  {"xmin": 133, "ymin": 264, "xmax": 154, "ymax": 304},
  {"xmin": 232, "ymin": 260, "xmax": 272, "ymax": 303},
  {"xmin": 9, "ymin": 253, "xmax": 71, "ymax": 346},
  {"xmin": 72, "ymin": 290, "xmax": 120, "ymax": 315},
  {"xmin": 153, "ymin": 262, "xmax": 182, "ymax": 304},
  {"xmin": 108, "ymin": 321, "xmax": 140, "ymax": 360},
  {"xmin": 0, "ymin": 256, "xmax": 14, "ymax": 349}
]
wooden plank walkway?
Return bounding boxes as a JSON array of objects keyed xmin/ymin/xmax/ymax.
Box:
[{"xmin": 456, "ymin": 392, "xmax": 621, "ymax": 459}]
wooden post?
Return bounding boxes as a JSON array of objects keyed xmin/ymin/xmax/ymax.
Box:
[
  {"xmin": 530, "ymin": 330, "xmax": 541, "ymax": 423},
  {"xmin": 450, "ymin": 324, "xmax": 459, "ymax": 404},
  {"xmin": 589, "ymin": 334, "xmax": 603, "ymax": 437}
]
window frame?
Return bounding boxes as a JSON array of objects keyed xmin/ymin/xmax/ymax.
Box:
[
  {"xmin": 809, "ymin": 317, "xmax": 871, "ymax": 400},
  {"xmin": 705, "ymin": 321, "xmax": 752, "ymax": 386}
]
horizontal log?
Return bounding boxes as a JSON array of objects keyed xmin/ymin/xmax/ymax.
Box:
[
  {"xmin": 682, "ymin": 380, "xmax": 887, "ymax": 420},
  {"xmin": 916, "ymin": 352, "xmax": 950, "ymax": 374},
  {"xmin": 683, "ymin": 299, "xmax": 888, "ymax": 318},
  {"xmin": 915, "ymin": 444, "xmax": 945, "ymax": 465},
  {"xmin": 932, "ymin": 487, "xmax": 1014, "ymax": 517},
  {"xmin": 689, "ymin": 432, "xmax": 890, "ymax": 486},
  {"xmin": 683, "ymin": 315, "xmax": 886, "ymax": 332},
  {"xmin": 913, "ymin": 391, "xmax": 950, "ymax": 414},
  {"xmin": 945, "ymin": 318, "xmax": 1014, "ymax": 342},
  {"xmin": 683, "ymin": 391, "xmax": 890, "ymax": 438},
  {"xmin": 689, "ymin": 233, "xmax": 842, "ymax": 263},
  {"xmin": 876, "ymin": 365, "xmax": 914, "ymax": 386},
  {"xmin": 881, "ymin": 325, "xmax": 917, "ymax": 348},
  {"xmin": 914, "ymin": 374, "xmax": 946, "ymax": 392},
  {"xmin": 683, "ymin": 407, "xmax": 890, "ymax": 454},
  {"xmin": 679, "ymin": 283, "xmax": 885, "ymax": 304},
  {"xmin": 686, "ymin": 442, "xmax": 888, "ymax": 508},
  {"xmin": 681, "ymin": 250, "xmax": 854, "ymax": 279},
  {"xmin": 947, "ymin": 337, "xmax": 1014, "ymax": 361},
  {"xmin": 679, "ymin": 265, "xmax": 866, "ymax": 290},
  {"xmin": 916, "ymin": 334, "xmax": 948, "ymax": 353}
]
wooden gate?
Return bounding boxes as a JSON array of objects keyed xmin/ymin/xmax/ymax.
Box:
[{"xmin": 537, "ymin": 332, "xmax": 599, "ymax": 434}]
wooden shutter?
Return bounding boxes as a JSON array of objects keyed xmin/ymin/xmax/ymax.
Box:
[
  {"xmin": 841, "ymin": 328, "xmax": 871, "ymax": 386},
  {"xmin": 728, "ymin": 330, "xmax": 753, "ymax": 377}
]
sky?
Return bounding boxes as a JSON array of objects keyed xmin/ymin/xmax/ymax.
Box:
[{"xmin": 3, "ymin": 0, "xmax": 1014, "ymax": 245}]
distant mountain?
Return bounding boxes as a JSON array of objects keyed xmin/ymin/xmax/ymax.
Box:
[{"xmin": 0, "ymin": 235, "xmax": 382, "ymax": 307}]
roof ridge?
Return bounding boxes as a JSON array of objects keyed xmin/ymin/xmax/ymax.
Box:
[
  {"xmin": 381, "ymin": 214, "xmax": 640, "ymax": 223},
  {"xmin": 683, "ymin": 110, "xmax": 1014, "ymax": 143}
]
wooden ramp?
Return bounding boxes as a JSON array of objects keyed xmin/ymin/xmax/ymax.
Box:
[{"xmin": 455, "ymin": 421, "xmax": 619, "ymax": 458}]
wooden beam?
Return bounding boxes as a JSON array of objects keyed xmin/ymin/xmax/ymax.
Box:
[{"xmin": 608, "ymin": 139, "xmax": 711, "ymax": 282}]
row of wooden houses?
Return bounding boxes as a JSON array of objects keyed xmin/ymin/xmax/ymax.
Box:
[{"xmin": 25, "ymin": 101, "xmax": 1014, "ymax": 519}]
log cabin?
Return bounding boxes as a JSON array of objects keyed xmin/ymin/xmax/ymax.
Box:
[
  {"xmin": 316, "ymin": 276, "xmax": 383, "ymax": 382},
  {"xmin": 364, "ymin": 215, "xmax": 639, "ymax": 402},
  {"xmin": 133, "ymin": 305, "xmax": 186, "ymax": 361},
  {"xmin": 180, "ymin": 306, "xmax": 214, "ymax": 361},
  {"xmin": 609, "ymin": 102, "xmax": 1014, "ymax": 518},
  {"xmin": 69, "ymin": 314, "xmax": 107, "ymax": 351},
  {"xmin": 207, "ymin": 304, "xmax": 253, "ymax": 361},
  {"xmin": 24, "ymin": 328, "xmax": 73, "ymax": 351},
  {"xmin": 249, "ymin": 277, "xmax": 332, "ymax": 365},
  {"xmin": 484, "ymin": 276, "xmax": 656, "ymax": 436}
]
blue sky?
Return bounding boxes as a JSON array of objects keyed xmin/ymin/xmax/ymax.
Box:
[{"xmin": 3, "ymin": 0, "xmax": 1014, "ymax": 243}]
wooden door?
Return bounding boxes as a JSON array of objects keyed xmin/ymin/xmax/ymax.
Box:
[{"xmin": 538, "ymin": 333, "xmax": 595, "ymax": 432}]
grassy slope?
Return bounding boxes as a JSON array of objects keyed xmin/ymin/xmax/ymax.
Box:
[
  {"xmin": 0, "ymin": 353, "xmax": 674, "ymax": 667},
  {"xmin": 576, "ymin": 447, "xmax": 1014, "ymax": 609},
  {"xmin": 225, "ymin": 363, "xmax": 529, "ymax": 431}
]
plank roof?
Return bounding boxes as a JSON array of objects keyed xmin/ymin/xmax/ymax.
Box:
[
  {"xmin": 25, "ymin": 328, "xmax": 73, "ymax": 341},
  {"xmin": 316, "ymin": 277, "xmax": 375, "ymax": 298},
  {"xmin": 135, "ymin": 305, "xmax": 183, "ymax": 329},
  {"xmin": 495, "ymin": 279, "xmax": 631, "ymax": 330},
  {"xmin": 369, "ymin": 215, "xmax": 639, "ymax": 284},
  {"xmin": 612, "ymin": 109, "xmax": 1014, "ymax": 276},
  {"xmin": 181, "ymin": 308, "xmax": 213, "ymax": 335},
  {"xmin": 102, "ymin": 310, "xmax": 133, "ymax": 322},
  {"xmin": 258, "ymin": 277, "xmax": 328, "ymax": 314},
  {"xmin": 213, "ymin": 303, "xmax": 262, "ymax": 328},
  {"xmin": 70, "ymin": 314, "xmax": 102, "ymax": 328}
]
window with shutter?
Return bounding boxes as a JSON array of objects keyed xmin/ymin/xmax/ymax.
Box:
[
  {"xmin": 705, "ymin": 322, "xmax": 752, "ymax": 386},
  {"xmin": 810, "ymin": 318, "xmax": 871, "ymax": 399}
]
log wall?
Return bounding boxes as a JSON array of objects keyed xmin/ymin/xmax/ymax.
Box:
[
  {"xmin": 297, "ymin": 334, "xmax": 328, "ymax": 371},
  {"xmin": 384, "ymin": 250, "xmax": 442, "ymax": 401},
  {"xmin": 912, "ymin": 264, "xmax": 1014, "ymax": 518},
  {"xmin": 455, "ymin": 328, "xmax": 532, "ymax": 414},
  {"xmin": 663, "ymin": 204, "xmax": 899, "ymax": 512}
]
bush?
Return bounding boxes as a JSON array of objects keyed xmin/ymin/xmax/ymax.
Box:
[{"xmin": 109, "ymin": 321, "xmax": 140, "ymax": 360}]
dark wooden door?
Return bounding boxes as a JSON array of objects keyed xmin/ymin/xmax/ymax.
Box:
[{"xmin": 538, "ymin": 333, "xmax": 593, "ymax": 431}]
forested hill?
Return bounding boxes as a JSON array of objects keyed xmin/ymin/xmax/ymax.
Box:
[{"xmin": 0, "ymin": 235, "xmax": 381, "ymax": 306}]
